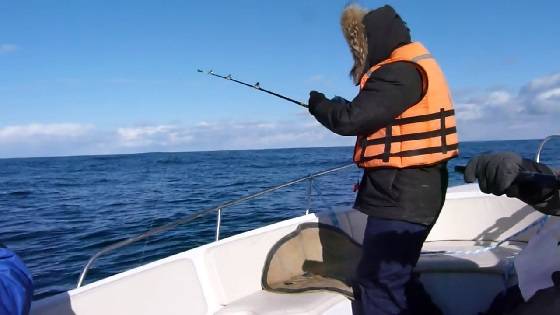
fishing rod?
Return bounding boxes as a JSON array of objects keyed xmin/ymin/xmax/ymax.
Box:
[{"xmin": 197, "ymin": 69, "xmax": 309, "ymax": 108}]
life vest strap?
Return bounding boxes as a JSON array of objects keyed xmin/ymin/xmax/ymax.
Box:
[
  {"xmin": 359, "ymin": 136, "xmax": 367, "ymax": 162},
  {"xmin": 440, "ymin": 108, "xmax": 448, "ymax": 154},
  {"xmin": 365, "ymin": 127, "xmax": 457, "ymax": 146},
  {"xmin": 411, "ymin": 53, "xmax": 433, "ymax": 62},
  {"xmin": 393, "ymin": 109, "xmax": 455, "ymax": 126},
  {"xmin": 361, "ymin": 143, "xmax": 459, "ymax": 162},
  {"xmin": 383, "ymin": 126, "xmax": 392, "ymax": 162}
]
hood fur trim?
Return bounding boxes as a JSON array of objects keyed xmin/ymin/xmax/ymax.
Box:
[{"xmin": 341, "ymin": 4, "xmax": 368, "ymax": 85}]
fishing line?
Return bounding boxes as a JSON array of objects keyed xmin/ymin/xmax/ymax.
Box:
[{"xmin": 197, "ymin": 69, "xmax": 309, "ymax": 108}]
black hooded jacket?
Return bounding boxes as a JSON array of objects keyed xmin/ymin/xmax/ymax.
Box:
[{"xmin": 310, "ymin": 6, "xmax": 448, "ymax": 225}]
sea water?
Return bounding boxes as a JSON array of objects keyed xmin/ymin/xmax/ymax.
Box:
[{"xmin": 1, "ymin": 140, "xmax": 559, "ymax": 299}]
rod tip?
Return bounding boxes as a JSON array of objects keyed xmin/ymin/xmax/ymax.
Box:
[{"xmin": 197, "ymin": 69, "xmax": 203, "ymax": 73}]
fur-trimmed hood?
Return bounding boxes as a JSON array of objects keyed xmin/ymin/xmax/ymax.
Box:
[{"xmin": 341, "ymin": 4, "xmax": 411, "ymax": 85}]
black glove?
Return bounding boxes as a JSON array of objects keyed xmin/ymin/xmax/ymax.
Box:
[
  {"xmin": 308, "ymin": 91, "xmax": 327, "ymax": 115},
  {"xmin": 465, "ymin": 152, "xmax": 557, "ymax": 207},
  {"xmin": 464, "ymin": 152, "xmax": 523, "ymax": 196}
]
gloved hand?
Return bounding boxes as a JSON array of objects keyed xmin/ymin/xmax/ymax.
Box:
[
  {"xmin": 465, "ymin": 152, "xmax": 558, "ymax": 207},
  {"xmin": 464, "ymin": 152, "xmax": 523, "ymax": 196},
  {"xmin": 308, "ymin": 91, "xmax": 327, "ymax": 115}
]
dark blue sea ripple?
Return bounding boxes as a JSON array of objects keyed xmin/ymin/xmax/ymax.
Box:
[{"xmin": 0, "ymin": 140, "xmax": 558, "ymax": 300}]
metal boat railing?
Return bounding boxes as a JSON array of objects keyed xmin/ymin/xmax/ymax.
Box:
[
  {"xmin": 75, "ymin": 136, "xmax": 560, "ymax": 288},
  {"xmin": 535, "ymin": 135, "xmax": 560, "ymax": 163},
  {"xmin": 76, "ymin": 163, "xmax": 355, "ymax": 288}
]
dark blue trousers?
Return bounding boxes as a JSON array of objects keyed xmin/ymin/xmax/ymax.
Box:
[{"xmin": 353, "ymin": 217, "xmax": 441, "ymax": 315}]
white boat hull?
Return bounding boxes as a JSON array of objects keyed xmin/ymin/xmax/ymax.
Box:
[{"xmin": 31, "ymin": 184, "xmax": 554, "ymax": 314}]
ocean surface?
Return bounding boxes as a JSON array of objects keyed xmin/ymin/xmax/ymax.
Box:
[{"xmin": 1, "ymin": 140, "xmax": 560, "ymax": 300}]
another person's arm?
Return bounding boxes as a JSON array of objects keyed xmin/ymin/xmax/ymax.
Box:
[
  {"xmin": 464, "ymin": 152, "xmax": 560, "ymax": 215},
  {"xmin": 0, "ymin": 244, "xmax": 33, "ymax": 315},
  {"xmin": 308, "ymin": 62, "xmax": 422, "ymax": 136}
]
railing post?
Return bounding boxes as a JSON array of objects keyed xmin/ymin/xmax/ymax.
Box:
[
  {"xmin": 215, "ymin": 208, "xmax": 222, "ymax": 241},
  {"xmin": 75, "ymin": 163, "xmax": 354, "ymax": 287},
  {"xmin": 306, "ymin": 177, "xmax": 312, "ymax": 215},
  {"xmin": 535, "ymin": 135, "xmax": 560, "ymax": 163}
]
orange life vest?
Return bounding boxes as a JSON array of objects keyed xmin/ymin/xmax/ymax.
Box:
[{"xmin": 354, "ymin": 42, "xmax": 459, "ymax": 169}]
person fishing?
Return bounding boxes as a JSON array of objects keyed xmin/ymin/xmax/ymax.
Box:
[
  {"xmin": 0, "ymin": 244, "xmax": 33, "ymax": 315},
  {"xmin": 464, "ymin": 151, "xmax": 560, "ymax": 315},
  {"xmin": 307, "ymin": 4, "xmax": 458, "ymax": 315}
]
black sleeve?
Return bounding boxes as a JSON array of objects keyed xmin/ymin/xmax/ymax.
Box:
[
  {"xmin": 534, "ymin": 191, "xmax": 560, "ymax": 216},
  {"xmin": 309, "ymin": 62, "xmax": 423, "ymax": 136},
  {"xmin": 504, "ymin": 159, "xmax": 560, "ymax": 215},
  {"xmin": 517, "ymin": 161, "xmax": 560, "ymax": 216}
]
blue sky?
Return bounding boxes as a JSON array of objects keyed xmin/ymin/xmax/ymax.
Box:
[{"xmin": 1, "ymin": 0, "xmax": 559, "ymax": 158}]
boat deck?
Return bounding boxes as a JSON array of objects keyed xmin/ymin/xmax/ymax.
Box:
[{"xmin": 31, "ymin": 184, "xmax": 554, "ymax": 315}]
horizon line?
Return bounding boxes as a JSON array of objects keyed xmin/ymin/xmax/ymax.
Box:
[{"xmin": 0, "ymin": 138, "xmax": 545, "ymax": 160}]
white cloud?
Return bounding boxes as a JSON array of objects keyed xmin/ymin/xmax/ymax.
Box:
[
  {"xmin": 117, "ymin": 125, "xmax": 172, "ymax": 142},
  {"xmin": 0, "ymin": 44, "xmax": 19, "ymax": 54},
  {"xmin": 138, "ymin": 118, "xmax": 350, "ymax": 151},
  {"xmin": 525, "ymin": 73, "xmax": 560, "ymax": 91},
  {"xmin": 486, "ymin": 90, "xmax": 512, "ymax": 105},
  {"xmin": 455, "ymin": 72, "xmax": 560, "ymax": 140},
  {"xmin": 2, "ymin": 72, "xmax": 559, "ymax": 157},
  {"xmin": 520, "ymin": 73, "xmax": 560, "ymax": 114},
  {"xmin": 0, "ymin": 118, "xmax": 352, "ymax": 158},
  {"xmin": 455, "ymin": 89, "xmax": 522, "ymax": 120},
  {"xmin": 116, "ymin": 125, "xmax": 193, "ymax": 148},
  {"xmin": 0, "ymin": 123, "xmax": 98, "ymax": 158},
  {"xmin": 0, "ymin": 123, "xmax": 94, "ymax": 143}
]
